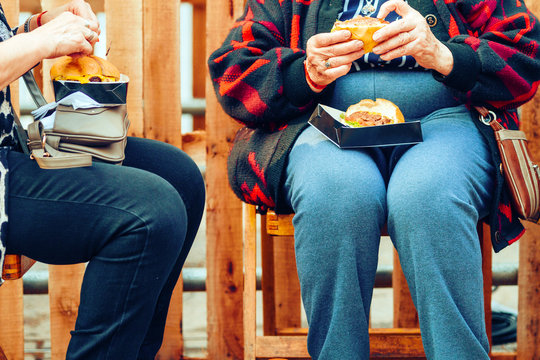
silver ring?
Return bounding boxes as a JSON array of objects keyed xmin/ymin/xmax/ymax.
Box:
[
  {"xmin": 87, "ymin": 32, "xmax": 95, "ymax": 42},
  {"xmin": 324, "ymin": 61, "xmax": 331, "ymax": 68},
  {"xmin": 479, "ymin": 110, "xmax": 497, "ymax": 125}
]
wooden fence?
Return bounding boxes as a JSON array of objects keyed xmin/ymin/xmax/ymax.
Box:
[{"xmin": 1, "ymin": 0, "xmax": 540, "ymax": 359}]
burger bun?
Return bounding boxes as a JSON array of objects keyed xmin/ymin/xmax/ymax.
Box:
[
  {"xmin": 50, "ymin": 55, "xmax": 121, "ymax": 84},
  {"xmin": 331, "ymin": 16, "xmax": 389, "ymax": 53},
  {"xmin": 343, "ymin": 98, "xmax": 405, "ymax": 127}
]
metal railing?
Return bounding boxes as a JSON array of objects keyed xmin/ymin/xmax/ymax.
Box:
[{"xmin": 22, "ymin": 263, "xmax": 518, "ymax": 295}]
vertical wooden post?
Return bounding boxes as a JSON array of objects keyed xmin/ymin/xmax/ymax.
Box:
[
  {"xmin": 5, "ymin": 1, "xmax": 19, "ymax": 109},
  {"xmin": 35, "ymin": 3, "xmax": 87, "ymax": 358},
  {"xmin": 206, "ymin": 0, "xmax": 246, "ymax": 358},
  {"xmin": 1, "ymin": 3, "xmax": 28, "ymax": 360},
  {"xmin": 192, "ymin": 0, "xmax": 206, "ymax": 131},
  {"xmin": 261, "ymin": 215, "xmax": 278, "ymax": 335},
  {"xmin": 273, "ymin": 235, "xmax": 302, "ymax": 331},
  {"xmin": 392, "ymin": 250, "xmax": 419, "ymax": 328},
  {"xmin": 0, "ymin": 279, "xmax": 24, "ymax": 360},
  {"xmin": 105, "ymin": 0, "xmax": 144, "ymax": 138},
  {"xmin": 48, "ymin": 265, "xmax": 84, "ymax": 360},
  {"xmin": 480, "ymin": 223, "xmax": 492, "ymax": 349},
  {"xmin": 157, "ymin": 283, "xmax": 184, "ymax": 359},
  {"xmin": 40, "ymin": 0, "xmax": 61, "ymax": 104},
  {"xmin": 517, "ymin": 50, "xmax": 540, "ymax": 358},
  {"xmin": 40, "ymin": 0, "xmax": 66, "ymax": 101},
  {"xmin": 243, "ymin": 205, "xmax": 258, "ymax": 360},
  {"xmin": 142, "ymin": 0, "xmax": 182, "ymax": 146}
]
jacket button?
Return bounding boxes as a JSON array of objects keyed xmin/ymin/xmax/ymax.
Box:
[{"xmin": 425, "ymin": 14, "xmax": 437, "ymax": 27}]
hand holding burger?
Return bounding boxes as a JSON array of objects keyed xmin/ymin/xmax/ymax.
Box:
[
  {"xmin": 331, "ymin": 16, "xmax": 389, "ymax": 53},
  {"xmin": 303, "ymin": 15, "xmax": 391, "ymax": 92},
  {"xmin": 371, "ymin": 0, "xmax": 454, "ymax": 76},
  {"xmin": 304, "ymin": 29, "xmax": 365, "ymax": 92}
]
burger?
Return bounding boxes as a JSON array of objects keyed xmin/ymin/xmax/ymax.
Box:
[
  {"xmin": 50, "ymin": 55, "xmax": 121, "ymax": 84},
  {"xmin": 341, "ymin": 98, "xmax": 404, "ymax": 127},
  {"xmin": 331, "ymin": 16, "xmax": 389, "ymax": 53}
]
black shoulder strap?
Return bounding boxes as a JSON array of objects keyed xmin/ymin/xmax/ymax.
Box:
[{"xmin": 13, "ymin": 110, "xmax": 30, "ymax": 156}]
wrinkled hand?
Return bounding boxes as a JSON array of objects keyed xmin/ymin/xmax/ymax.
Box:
[
  {"xmin": 304, "ymin": 30, "xmax": 365, "ymax": 92},
  {"xmin": 372, "ymin": 0, "xmax": 453, "ymax": 75},
  {"xmin": 42, "ymin": 0, "xmax": 100, "ymax": 34},
  {"xmin": 34, "ymin": 11, "xmax": 97, "ymax": 58}
]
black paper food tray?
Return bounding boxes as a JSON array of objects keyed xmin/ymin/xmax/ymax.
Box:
[
  {"xmin": 308, "ymin": 104, "xmax": 423, "ymax": 148},
  {"xmin": 53, "ymin": 74, "xmax": 129, "ymax": 104}
]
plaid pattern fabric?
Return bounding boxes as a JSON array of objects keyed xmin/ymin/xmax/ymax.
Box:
[{"xmin": 209, "ymin": 0, "xmax": 540, "ymax": 252}]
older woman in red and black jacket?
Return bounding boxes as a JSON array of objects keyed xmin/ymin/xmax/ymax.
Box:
[{"xmin": 209, "ymin": 0, "xmax": 540, "ymax": 358}]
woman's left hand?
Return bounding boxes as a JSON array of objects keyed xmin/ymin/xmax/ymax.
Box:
[
  {"xmin": 371, "ymin": 0, "xmax": 453, "ymax": 75},
  {"xmin": 40, "ymin": 0, "xmax": 100, "ymax": 37}
]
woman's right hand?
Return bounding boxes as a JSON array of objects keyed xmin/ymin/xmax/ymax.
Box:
[
  {"xmin": 32, "ymin": 11, "xmax": 97, "ymax": 59},
  {"xmin": 304, "ymin": 30, "xmax": 365, "ymax": 92}
]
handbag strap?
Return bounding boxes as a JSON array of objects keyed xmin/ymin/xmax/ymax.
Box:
[
  {"xmin": 15, "ymin": 72, "xmax": 93, "ymax": 169},
  {"xmin": 12, "ymin": 70, "xmax": 47, "ymax": 156},
  {"xmin": 26, "ymin": 121, "xmax": 92, "ymax": 169},
  {"xmin": 475, "ymin": 105, "xmax": 516, "ymax": 134},
  {"xmin": 12, "ymin": 110, "xmax": 30, "ymax": 156},
  {"xmin": 22, "ymin": 70, "xmax": 47, "ymax": 108}
]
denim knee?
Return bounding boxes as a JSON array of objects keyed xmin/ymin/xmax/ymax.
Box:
[
  {"xmin": 387, "ymin": 167, "xmax": 480, "ymax": 246},
  {"xmin": 117, "ymin": 174, "xmax": 188, "ymax": 264},
  {"xmin": 286, "ymin": 147, "xmax": 387, "ymax": 234}
]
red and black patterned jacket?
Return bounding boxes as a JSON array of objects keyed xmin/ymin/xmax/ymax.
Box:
[{"xmin": 208, "ymin": 0, "xmax": 540, "ymax": 252}]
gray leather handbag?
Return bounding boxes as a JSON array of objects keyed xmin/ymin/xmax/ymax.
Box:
[{"xmin": 14, "ymin": 70, "xmax": 130, "ymax": 169}]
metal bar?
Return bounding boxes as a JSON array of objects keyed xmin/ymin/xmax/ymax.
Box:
[
  {"xmin": 22, "ymin": 264, "xmax": 518, "ymax": 295},
  {"xmin": 20, "ymin": 98, "xmax": 207, "ymax": 116}
]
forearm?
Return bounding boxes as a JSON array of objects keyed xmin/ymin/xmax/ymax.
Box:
[
  {"xmin": 0, "ymin": 32, "xmax": 48, "ymax": 89},
  {"xmin": 433, "ymin": 42, "xmax": 453, "ymax": 76}
]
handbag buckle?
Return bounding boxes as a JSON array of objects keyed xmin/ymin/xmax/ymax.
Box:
[
  {"xmin": 28, "ymin": 135, "xmax": 51, "ymax": 158},
  {"xmin": 479, "ymin": 110, "xmax": 497, "ymax": 126},
  {"xmin": 41, "ymin": 134, "xmax": 51, "ymax": 157}
]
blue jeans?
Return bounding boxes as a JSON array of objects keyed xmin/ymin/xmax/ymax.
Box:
[
  {"xmin": 5, "ymin": 137, "xmax": 205, "ymax": 359},
  {"xmin": 284, "ymin": 105, "xmax": 494, "ymax": 359}
]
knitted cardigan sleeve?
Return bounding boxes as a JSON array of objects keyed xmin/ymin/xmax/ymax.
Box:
[
  {"xmin": 435, "ymin": 0, "xmax": 540, "ymax": 111},
  {"xmin": 208, "ymin": 0, "xmax": 319, "ymax": 130}
]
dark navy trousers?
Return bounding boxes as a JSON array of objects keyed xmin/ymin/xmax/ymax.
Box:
[{"xmin": 6, "ymin": 136, "xmax": 205, "ymax": 359}]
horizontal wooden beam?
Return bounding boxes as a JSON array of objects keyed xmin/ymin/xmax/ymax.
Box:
[
  {"xmin": 20, "ymin": 0, "xmax": 104, "ymax": 13},
  {"xmin": 370, "ymin": 329, "xmax": 425, "ymax": 357},
  {"xmin": 490, "ymin": 353, "xmax": 516, "ymax": 360},
  {"xmin": 255, "ymin": 329, "xmax": 427, "ymax": 359},
  {"xmin": 257, "ymin": 331, "xmax": 516, "ymax": 359},
  {"xmin": 20, "ymin": 0, "xmax": 205, "ymax": 13},
  {"xmin": 255, "ymin": 336, "xmax": 308, "ymax": 359}
]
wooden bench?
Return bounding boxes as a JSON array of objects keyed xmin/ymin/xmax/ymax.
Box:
[{"xmin": 243, "ymin": 206, "xmax": 525, "ymax": 359}]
